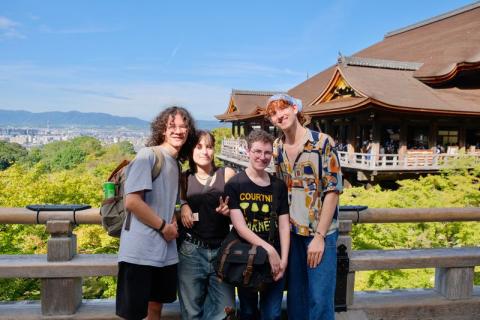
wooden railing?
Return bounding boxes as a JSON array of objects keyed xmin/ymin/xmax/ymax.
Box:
[
  {"xmin": 219, "ymin": 138, "xmax": 480, "ymax": 172},
  {"xmin": 1, "ymin": 207, "xmax": 480, "ymax": 319}
]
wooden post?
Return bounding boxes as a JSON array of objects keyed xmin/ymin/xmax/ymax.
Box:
[
  {"xmin": 429, "ymin": 120, "xmax": 438, "ymax": 152},
  {"xmin": 324, "ymin": 119, "xmax": 332, "ymax": 136},
  {"xmin": 338, "ymin": 220, "xmax": 354, "ymax": 306},
  {"xmin": 399, "ymin": 121, "xmax": 408, "ymax": 162},
  {"xmin": 458, "ymin": 126, "xmax": 466, "ymax": 152},
  {"xmin": 435, "ymin": 266, "xmax": 474, "ymax": 300},
  {"xmin": 41, "ymin": 220, "xmax": 82, "ymax": 316}
]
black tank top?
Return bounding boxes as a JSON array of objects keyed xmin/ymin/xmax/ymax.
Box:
[{"xmin": 184, "ymin": 167, "xmax": 231, "ymax": 246}]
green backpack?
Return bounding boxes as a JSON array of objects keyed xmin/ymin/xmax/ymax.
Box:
[{"xmin": 100, "ymin": 146, "xmax": 164, "ymax": 237}]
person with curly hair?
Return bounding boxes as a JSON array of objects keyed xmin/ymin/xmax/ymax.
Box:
[{"xmin": 116, "ymin": 106, "xmax": 197, "ymax": 320}]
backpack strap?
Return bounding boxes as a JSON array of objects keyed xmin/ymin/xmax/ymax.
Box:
[
  {"xmin": 150, "ymin": 146, "xmax": 165, "ymax": 180},
  {"xmin": 125, "ymin": 146, "xmax": 165, "ymax": 232}
]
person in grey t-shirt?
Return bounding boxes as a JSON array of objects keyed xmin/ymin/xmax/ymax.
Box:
[{"xmin": 116, "ymin": 106, "xmax": 197, "ymax": 320}]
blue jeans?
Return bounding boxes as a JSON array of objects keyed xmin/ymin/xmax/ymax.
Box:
[
  {"xmin": 178, "ymin": 241, "xmax": 235, "ymax": 320},
  {"xmin": 287, "ymin": 231, "xmax": 338, "ymax": 320},
  {"xmin": 237, "ymin": 276, "xmax": 286, "ymax": 320}
]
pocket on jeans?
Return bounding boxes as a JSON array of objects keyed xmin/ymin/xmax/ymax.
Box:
[{"xmin": 179, "ymin": 240, "xmax": 196, "ymax": 256}]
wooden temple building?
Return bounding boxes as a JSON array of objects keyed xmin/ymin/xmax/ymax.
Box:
[{"xmin": 216, "ymin": 2, "xmax": 480, "ymax": 183}]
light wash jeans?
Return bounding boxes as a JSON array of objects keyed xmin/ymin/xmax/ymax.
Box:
[
  {"xmin": 178, "ymin": 240, "xmax": 235, "ymax": 320},
  {"xmin": 287, "ymin": 231, "xmax": 338, "ymax": 320}
]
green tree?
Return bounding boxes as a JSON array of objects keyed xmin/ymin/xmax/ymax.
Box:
[{"xmin": 0, "ymin": 141, "xmax": 28, "ymax": 170}]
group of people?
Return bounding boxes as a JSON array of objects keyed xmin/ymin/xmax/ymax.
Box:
[{"xmin": 116, "ymin": 93, "xmax": 343, "ymax": 320}]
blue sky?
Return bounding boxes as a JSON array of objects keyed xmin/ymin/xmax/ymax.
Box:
[{"xmin": 0, "ymin": 0, "xmax": 475, "ymax": 121}]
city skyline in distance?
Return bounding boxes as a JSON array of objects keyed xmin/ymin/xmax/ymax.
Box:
[{"xmin": 0, "ymin": 109, "xmax": 227, "ymax": 130}]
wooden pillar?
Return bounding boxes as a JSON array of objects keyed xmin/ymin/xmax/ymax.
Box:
[
  {"xmin": 235, "ymin": 122, "xmax": 240, "ymax": 137},
  {"xmin": 338, "ymin": 220, "xmax": 354, "ymax": 306},
  {"xmin": 435, "ymin": 267, "xmax": 474, "ymax": 300},
  {"xmin": 429, "ymin": 120, "xmax": 438, "ymax": 152},
  {"xmin": 346, "ymin": 123, "xmax": 355, "ymax": 154},
  {"xmin": 42, "ymin": 220, "xmax": 82, "ymax": 316},
  {"xmin": 459, "ymin": 125, "xmax": 466, "ymax": 151},
  {"xmin": 231, "ymin": 123, "xmax": 235, "ymax": 137},
  {"xmin": 399, "ymin": 121, "xmax": 408, "ymax": 158},
  {"xmin": 371, "ymin": 121, "xmax": 380, "ymax": 156},
  {"xmin": 324, "ymin": 119, "xmax": 332, "ymax": 137}
]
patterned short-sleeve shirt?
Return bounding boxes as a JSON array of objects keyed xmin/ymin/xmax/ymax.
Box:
[{"xmin": 273, "ymin": 129, "xmax": 343, "ymax": 237}]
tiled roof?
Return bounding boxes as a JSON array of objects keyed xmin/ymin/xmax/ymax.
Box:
[
  {"xmin": 231, "ymin": 89, "xmax": 284, "ymax": 96},
  {"xmin": 385, "ymin": 1, "xmax": 480, "ymax": 37},
  {"xmin": 289, "ymin": 3, "xmax": 480, "ymax": 116},
  {"xmin": 339, "ymin": 56, "xmax": 423, "ymax": 71},
  {"xmin": 215, "ymin": 89, "xmax": 283, "ymax": 121}
]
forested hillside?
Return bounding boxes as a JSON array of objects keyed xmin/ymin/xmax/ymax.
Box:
[{"xmin": 0, "ymin": 130, "xmax": 479, "ymax": 300}]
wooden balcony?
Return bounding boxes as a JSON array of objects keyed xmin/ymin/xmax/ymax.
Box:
[
  {"xmin": 218, "ymin": 138, "xmax": 480, "ymax": 174},
  {"xmin": 1, "ymin": 207, "xmax": 480, "ymax": 319}
]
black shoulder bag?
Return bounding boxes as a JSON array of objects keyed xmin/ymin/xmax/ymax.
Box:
[{"xmin": 214, "ymin": 179, "xmax": 279, "ymax": 290}]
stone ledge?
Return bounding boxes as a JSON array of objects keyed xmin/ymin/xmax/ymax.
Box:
[
  {"xmin": 350, "ymin": 287, "xmax": 480, "ymax": 320},
  {"xmin": 350, "ymin": 247, "xmax": 480, "ymax": 271},
  {"xmin": 0, "ymin": 254, "xmax": 117, "ymax": 278}
]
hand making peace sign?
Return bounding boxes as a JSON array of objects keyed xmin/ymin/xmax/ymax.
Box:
[{"xmin": 215, "ymin": 196, "xmax": 230, "ymax": 216}]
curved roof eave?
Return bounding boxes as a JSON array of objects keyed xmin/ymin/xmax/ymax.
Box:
[{"xmin": 306, "ymin": 97, "xmax": 480, "ymax": 117}]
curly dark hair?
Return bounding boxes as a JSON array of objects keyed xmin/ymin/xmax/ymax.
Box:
[
  {"xmin": 187, "ymin": 130, "xmax": 217, "ymax": 173},
  {"xmin": 146, "ymin": 106, "xmax": 197, "ymax": 162}
]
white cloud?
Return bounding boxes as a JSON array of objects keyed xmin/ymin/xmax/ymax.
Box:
[{"xmin": 0, "ymin": 16, "xmax": 24, "ymax": 39}]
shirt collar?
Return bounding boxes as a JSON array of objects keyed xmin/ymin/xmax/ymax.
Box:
[{"xmin": 278, "ymin": 128, "xmax": 313, "ymax": 149}]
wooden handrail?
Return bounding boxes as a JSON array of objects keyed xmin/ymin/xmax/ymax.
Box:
[{"xmin": 2, "ymin": 207, "xmax": 480, "ymax": 224}]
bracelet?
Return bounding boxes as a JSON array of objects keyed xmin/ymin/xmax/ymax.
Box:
[
  {"xmin": 315, "ymin": 230, "xmax": 326, "ymax": 239},
  {"xmin": 158, "ymin": 219, "xmax": 166, "ymax": 233}
]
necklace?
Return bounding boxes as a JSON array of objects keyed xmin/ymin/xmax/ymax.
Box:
[
  {"xmin": 195, "ymin": 174, "xmax": 211, "ymax": 180},
  {"xmin": 195, "ymin": 170, "xmax": 214, "ymax": 180}
]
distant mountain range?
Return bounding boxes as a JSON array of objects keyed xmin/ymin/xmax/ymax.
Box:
[{"xmin": 0, "ymin": 109, "xmax": 227, "ymax": 130}]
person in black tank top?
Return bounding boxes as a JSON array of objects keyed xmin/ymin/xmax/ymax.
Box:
[{"xmin": 177, "ymin": 130, "xmax": 236, "ymax": 320}]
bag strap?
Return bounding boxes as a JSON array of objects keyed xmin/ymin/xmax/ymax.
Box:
[
  {"xmin": 150, "ymin": 146, "xmax": 165, "ymax": 180},
  {"xmin": 125, "ymin": 146, "xmax": 165, "ymax": 232},
  {"xmin": 268, "ymin": 175, "xmax": 278, "ymax": 244},
  {"xmin": 175, "ymin": 160, "xmax": 182, "ymax": 215},
  {"xmin": 201, "ymin": 172, "xmax": 214, "ymax": 193},
  {"xmin": 217, "ymin": 238, "xmax": 240, "ymax": 281},
  {"xmin": 243, "ymin": 245, "xmax": 258, "ymax": 285}
]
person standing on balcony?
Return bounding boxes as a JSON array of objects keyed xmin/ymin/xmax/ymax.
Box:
[
  {"xmin": 116, "ymin": 106, "xmax": 197, "ymax": 320},
  {"xmin": 177, "ymin": 130, "xmax": 236, "ymax": 320},
  {"xmin": 265, "ymin": 94, "xmax": 343, "ymax": 320}
]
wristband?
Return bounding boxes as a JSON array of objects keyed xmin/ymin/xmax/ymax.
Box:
[
  {"xmin": 315, "ymin": 230, "xmax": 326, "ymax": 239},
  {"xmin": 158, "ymin": 219, "xmax": 166, "ymax": 233}
]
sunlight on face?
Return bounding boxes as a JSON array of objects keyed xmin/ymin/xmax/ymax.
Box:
[
  {"xmin": 193, "ymin": 135, "xmax": 214, "ymax": 168},
  {"xmin": 164, "ymin": 113, "xmax": 188, "ymax": 149},
  {"xmin": 248, "ymin": 140, "xmax": 273, "ymax": 171}
]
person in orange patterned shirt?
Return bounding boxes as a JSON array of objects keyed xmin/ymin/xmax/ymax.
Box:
[{"xmin": 266, "ymin": 94, "xmax": 343, "ymax": 320}]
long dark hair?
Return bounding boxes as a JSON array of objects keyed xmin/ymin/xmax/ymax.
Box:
[
  {"xmin": 146, "ymin": 106, "xmax": 197, "ymax": 162},
  {"xmin": 188, "ymin": 130, "xmax": 217, "ymax": 173}
]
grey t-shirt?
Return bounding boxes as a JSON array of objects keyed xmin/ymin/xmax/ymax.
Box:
[{"xmin": 118, "ymin": 146, "xmax": 179, "ymax": 267}]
